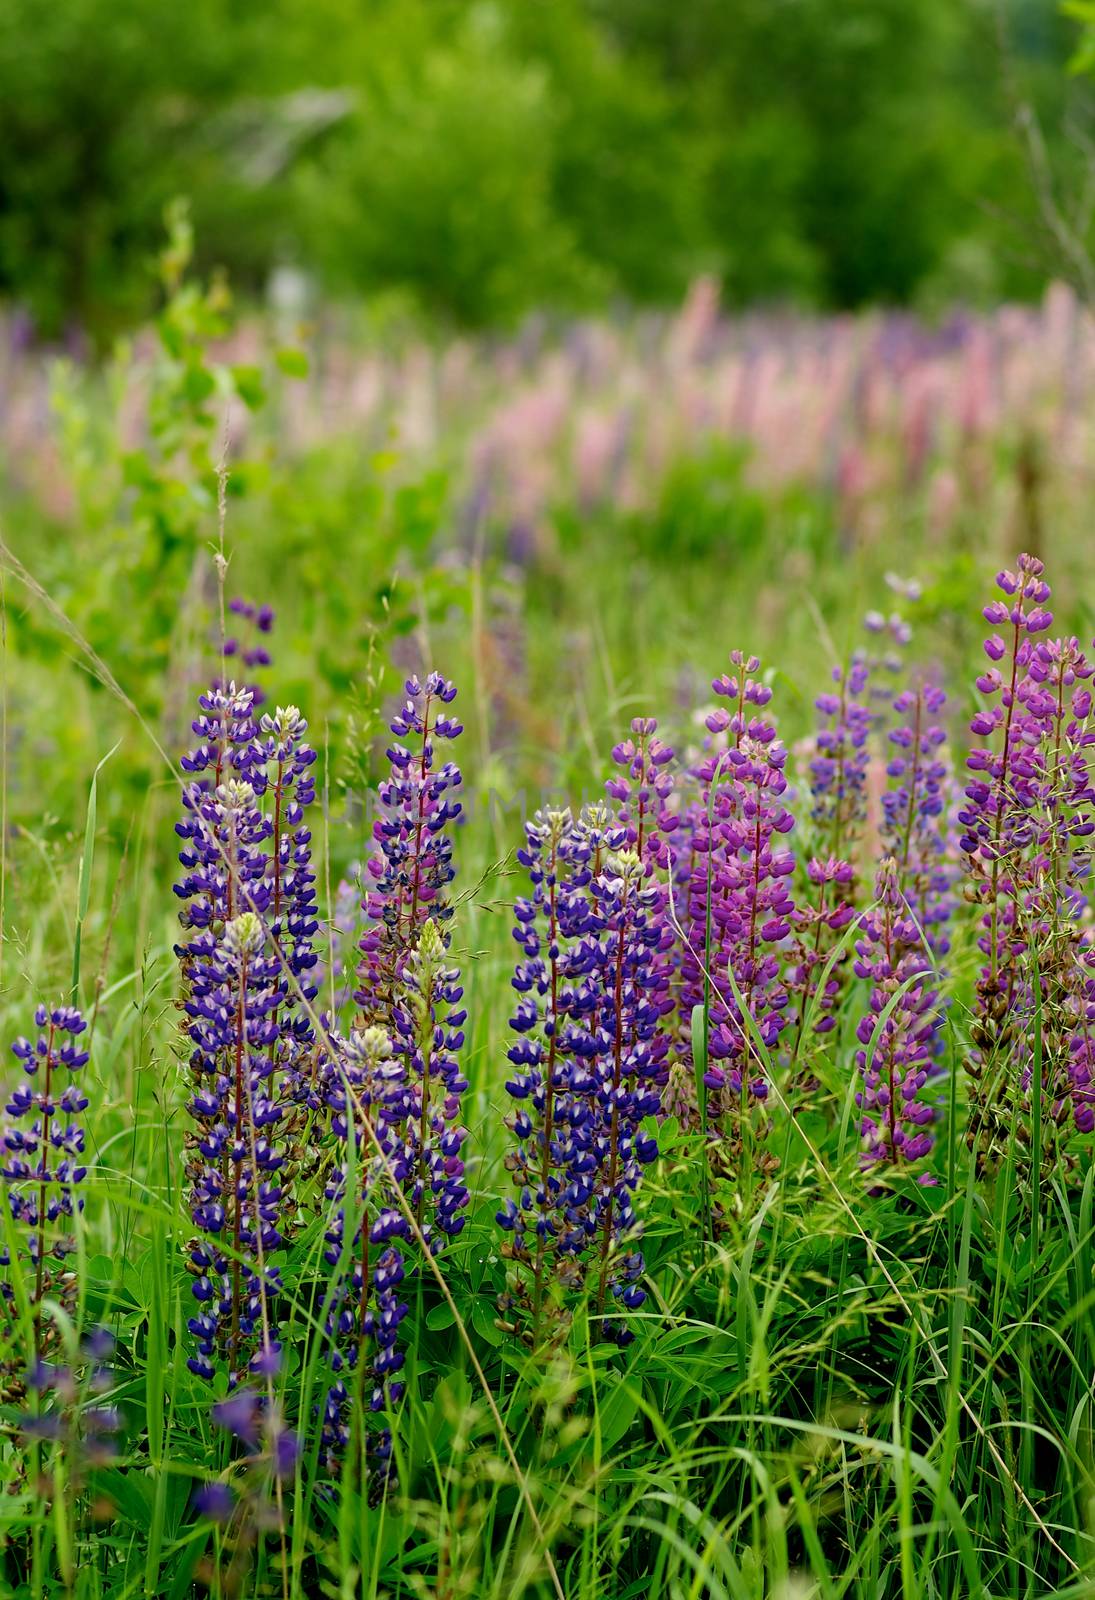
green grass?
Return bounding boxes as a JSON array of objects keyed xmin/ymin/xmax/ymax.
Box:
[{"xmin": 1, "ymin": 358, "xmax": 1095, "ymax": 1596}]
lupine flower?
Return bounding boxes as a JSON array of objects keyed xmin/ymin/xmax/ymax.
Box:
[
  {"xmin": 223, "ymin": 596, "xmax": 275, "ymax": 707},
  {"xmin": 1067, "ymin": 934, "xmax": 1095, "ymax": 1135},
  {"xmin": 788, "ymin": 652, "xmax": 877, "ymax": 1058},
  {"xmin": 193, "ymin": 1380, "xmax": 299, "ymax": 1563},
  {"xmin": 853, "ymin": 859, "xmax": 943, "ymax": 1178},
  {"xmin": 585, "ymin": 845, "xmax": 669, "ymax": 1340},
  {"xmin": 880, "ymin": 683, "xmax": 956, "ymax": 956},
  {"xmin": 809, "ymin": 657, "xmax": 873, "ymax": 862},
  {"xmin": 175, "ymin": 678, "xmax": 321, "ymax": 1386},
  {"xmin": 393, "ymin": 919, "xmax": 469, "ymax": 1249},
  {"xmin": 675, "ymin": 653, "xmax": 796, "ymax": 1182},
  {"xmin": 172, "ymin": 681, "xmax": 316, "ymax": 1382},
  {"xmin": 499, "ymin": 804, "xmax": 607, "ymax": 1345},
  {"xmin": 256, "ymin": 705, "xmax": 320, "ymax": 1107},
  {"xmin": 182, "ymin": 912, "xmax": 288, "ymax": 1385},
  {"xmin": 607, "ymin": 717, "xmax": 677, "ymax": 870},
  {"xmin": 19, "ymin": 1329, "xmax": 122, "ymax": 1484},
  {"xmin": 226, "ymin": 596, "xmax": 275, "ymax": 668},
  {"xmin": 956, "ymin": 554, "xmax": 1092, "ymax": 1172},
  {"xmin": 350, "ymin": 676, "xmax": 469, "ymax": 1257},
  {"xmin": 500, "ymin": 747, "xmax": 674, "ymax": 1347},
  {"xmin": 787, "ymin": 855, "xmax": 856, "ymax": 1046},
  {"xmin": 320, "ymin": 1025, "xmax": 410, "ymax": 1494},
  {"xmin": 354, "ymin": 674, "xmax": 463, "ymax": 1031},
  {"xmin": 1024, "ymin": 635, "xmax": 1095, "ymax": 1143},
  {"xmin": 1, "ymin": 1005, "xmax": 91, "ymax": 1376}
]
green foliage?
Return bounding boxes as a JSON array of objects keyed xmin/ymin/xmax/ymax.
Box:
[
  {"xmin": 298, "ymin": 12, "xmax": 601, "ymax": 326},
  {"xmin": 0, "ymin": 0, "xmax": 1087, "ymax": 332}
]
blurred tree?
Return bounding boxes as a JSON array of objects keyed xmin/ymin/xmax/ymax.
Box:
[{"xmin": 0, "ymin": 0, "xmax": 1085, "ymax": 331}]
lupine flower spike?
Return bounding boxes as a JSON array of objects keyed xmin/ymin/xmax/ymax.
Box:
[
  {"xmin": 881, "ymin": 683, "xmax": 956, "ymax": 957},
  {"xmin": 499, "ymin": 805, "xmax": 603, "ymax": 1346},
  {"xmin": 353, "ymin": 675, "xmax": 469, "ymax": 1257},
  {"xmin": 500, "ymin": 721, "xmax": 674, "ymax": 1346},
  {"xmin": 958, "ymin": 554, "xmax": 1095, "ymax": 1176},
  {"xmin": 174, "ymin": 677, "xmax": 318, "ymax": 1401},
  {"xmin": 1, "ymin": 1005, "xmax": 91, "ymax": 1386},
  {"xmin": 676, "ymin": 653, "xmax": 796, "ymax": 1199},
  {"xmin": 320, "ymin": 1026, "xmax": 410, "ymax": 1495},
  {"xmin": 853, "ymin": 859, "xmax": 942, "ymax": 1180}
]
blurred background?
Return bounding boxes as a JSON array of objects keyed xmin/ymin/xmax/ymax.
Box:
[
  {"xmin": 1, "ymin": 0, "xmax": 1093, "ymax": 341},
  {"xmin": 3, "ymin": 0, "xmax": 1095, "ymax": 853}
]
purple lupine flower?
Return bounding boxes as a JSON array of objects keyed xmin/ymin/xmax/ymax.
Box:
[
  {"xmin": 853, "ymin": 859, "xmax": 943, "ymax": 1179},
  {"xmin": 498, "ymin": 805, "xmax": 606, "ymax": 1344},
  {"xmin": 354, "ymin": 674, "xmax": 463, "ymax": 1030},
  {"xmin": 182, "ymin": 912, "xmax": 287, "ymax": 1385},
  {"xmin": 586, "ymin": 844, "xmax": 670, "ymax": 1342},
  {"xmin": 18, "ymin": 1329, "xmax": 122, "ymax": 1481},
  {"xmin": 194, "ymin": 1380, "xmax": 298, "ymax": 1535},
  {"xmin": 606, "ymin": 716, "xmax": 678, "ymax": 1087},
  {"xmin": 175, "ymin": 680, "xmax": 321, "ymax": 1387},
  {"xmin": 862, "ymin": 603, "xmax": 914, "ymax": 719},
  {"xmin": 223, "ymin": 596, "xmax": 275, "ymax": 707},
  {"xmin": 1024, "ymin": 635, "xmax": 1095, "ymax": 1141},
  {"xmin": 607, "ymin": 717, "xmax": 678, "ymax": 871},
  {"xmin": 880, "ymin": 683, "xmax": 956, "ymax": 957},
  {"xmin": 1068, "ymin": 934, "xmax": 1095, "ymax": 1135},
  {"xmin": 2, "ymin": 1006, "xmax": 90, "ymax": 1373},
  {"xmin": 392, "ymin": 919, "xmax": 469, "ymax": 1250},
  {"xmin": 787, "ymin": 855, "xmax": 856, "ymax": 1046},
  {"xmin": 256, "ymin": 705, "xmax": 321, "ymax": 1105},
  {"xmin": 320, "ymin": 1025, "xmax": 411, "ymax": 1493},
  {"xmin": 809, "ymin": 657, "xmax": 873, "ymax": 862},
  {"xmin": 676, "ymin": 653, "xmax": 796, "ymax": 1157},
  {"xmin": 500, "ymin": 744, "xmax": 675, "ymax": 1347},
  {"xmin": 351, "ymin": 676, "xmax": 469, "ymax": 1255},
  {"xmin": 956, "ymin": 553, "xmax": 1086, "ymax": 1170}
]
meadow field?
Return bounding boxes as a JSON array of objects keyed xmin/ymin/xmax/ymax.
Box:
[{"xmin": 2, "ymin": 220, "xmax": 1095, "ymax": 1600}]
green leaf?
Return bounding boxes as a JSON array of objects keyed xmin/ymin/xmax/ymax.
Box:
[
  {"xmin": 275, "ymin": 346, "xmax": 310, "ymax": 379},
  {"xmin": 230, "ymin": 363, "xmax": 265, "ymax": 410}
]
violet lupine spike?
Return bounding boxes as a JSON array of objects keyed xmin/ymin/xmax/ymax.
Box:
[
  {"xmin": 880, "ymin": 683, "xmax": 957, "ymax": 958},
  {"xmin": 498, "ymin": 805, "xmax": 599, "ymax": 1346},
  {"xmin": 223, "ymin": 596, "xmax": 275, "ymax": 708},
  {"xmin": 499, "ymin": 782, "xmax": 673, "ymax": 1348},
  {"xmin": 1, "ymin": 1005, "xmax": 90, "ymax": 1381},
  {"xmin": 607, "ymin": 717, "xmax": 679, "ymax": 1078},
  {"xmin": 788, "ymin": 656, "xmax": 874, "ymax": 1049},
  {"xmin": 194, "ymin": 1383, "xmax": 299, "ymax": 1531},
  {"xmin": 586, "ymin": 844, "xmax": 669, "ymax": 1343},
  {"xmin": 1024, "ymin": 635, "xmax": 1095, "ymax": 1143},
  {"xmin": 677, "ymin": 653, "xmax": 796, "ymax": 1173},
  {"xmin": 809, "ymin": 657, "xmax": 873, "ymax": 863},
  {"xmin": 19, "ymin": 1328, "xmax": 122, "ymax": 1473},
  {"xmin": 320, "ymin": 1026, "xmax": 410, "ymax": 1495},
  {"xmin": 958, "ymin": 553, "xmax": 1060, "ymax": 1173},
  {"xmin": 862, "ymin": 604, "xmax": 914, "ymax": 720},
  {"xmin": 183, "ymin": 912, "xmax": 288, "ymax": 1385},
  {"xmin": 607, "ymin": 717, "xmax": 678, "ymax": 871},
  {"xmin": 175, "ymin": 677, "xmax": 323, "ymax": 1384},
  {"xmin": 1069, "ymin": 935, "xmax": 1095, "ymax": 1136},
  {"xmin": 393, "ymin": 919, "xmax": 469, "ymax": 1252},
  {"xmin": 257, "ymin": 705, "xmax": 321, "ymax": 1107},
  {"xmin": 354, "ymin": 673, "xmax": 463, "ymax": 1031},
  {"xmin": 787, "ymin": 855, "xmax": 856, "ymax": 1045},
  {"xmin": 853, "ymin": 859, "xmax": 943, "ymax": 1180}
]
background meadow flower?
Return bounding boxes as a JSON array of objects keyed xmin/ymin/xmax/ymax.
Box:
[{"xmin": 1, "ymin": 1005, "xmax": 91, "ymax": 1381}]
